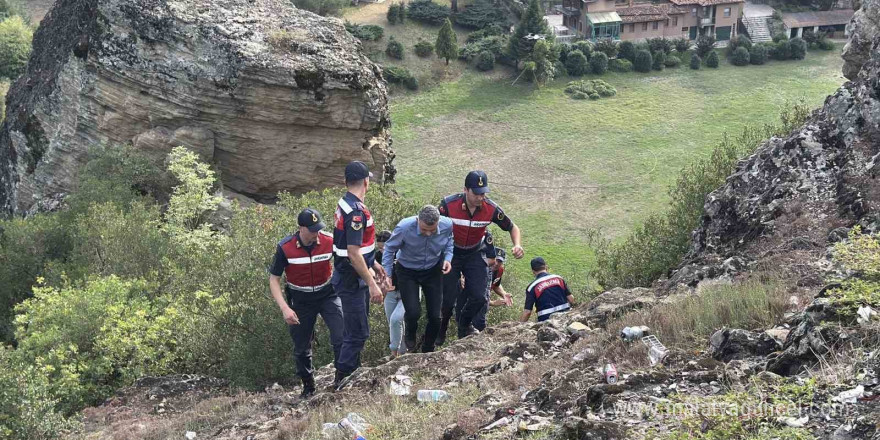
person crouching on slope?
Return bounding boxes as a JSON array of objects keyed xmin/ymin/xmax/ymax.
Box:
[{"xmin": 520, "ymin": 257, "xmax": 575, "ymax": 322}]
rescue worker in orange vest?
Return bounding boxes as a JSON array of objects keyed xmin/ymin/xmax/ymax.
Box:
[
  {"xmin": 268, "ymin": 208, "xmax": 343, "ymax": 398},
  {"xmin": 437, "ymin": 171, "xmax": 524, "ymax": 344}
]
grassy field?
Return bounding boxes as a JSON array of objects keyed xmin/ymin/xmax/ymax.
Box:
[{"xmin": 343, "ymin": 4, "xmax": 846, "ymax": 292}]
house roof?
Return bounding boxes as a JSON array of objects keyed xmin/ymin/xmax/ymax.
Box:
[
  {"xmin": 616, "ymin": 4, "xmax": 688, "ymax": 23},
  {"xmin": 781, "ymin": 9, "xmax": 854, "ymax": 28},
  {"xmin": 667, "ymin": 0, "xmax": 743, "ymax": 6},
  {"xmin": 586, "ymin": 11, "xmax": 623, "ymax": 24},
  {"xmin": 621, "ymin": 13, "xmax": 666, "ymax": 23}
]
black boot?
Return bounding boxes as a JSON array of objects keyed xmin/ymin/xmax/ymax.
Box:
[
  {"xmin": 300, "ymin": 376, "xmax": 316, "ymax": 398},
  {"xmin": 333, "ymin": 369, "xmax": 355, "ymax": 391}
]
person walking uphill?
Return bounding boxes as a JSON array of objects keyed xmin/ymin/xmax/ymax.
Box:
[
  {"xmin": 268, "ymin": 208, "xmax": 342, "ymax": 398},
  {"xmin": 332, "ymin": 161, "xmax": 386, "ymax": 390},
  {"xmin": 520, "ymin": 257, "xmax": 576, "ymax": 322},
  {"xmin": 381, "ymin": 205, "xmax": 454, "ymax": 353},
  {"xmin": 437, "ymin": 170, "xmax": 524, "ymax": 344}
]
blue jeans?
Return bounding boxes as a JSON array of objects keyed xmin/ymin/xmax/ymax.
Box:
[{"xmin": 383, "ymin": 290, "xmax": 406, "ymax": 354}]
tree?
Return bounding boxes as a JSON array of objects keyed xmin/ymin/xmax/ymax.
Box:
[
  {"xmin": 749, "ymin": 44, "xmax": 767, "ymax": 65},
  {"xmin": 565, "ymin": 49, "xmax": 588, "ymax": 76},
  {"xmin": 651, "ymin": 51, "xmax": 665, "ymax": 70},
  {"xmin": 633, "ymin": 49, "xmax": 652, "ymax": 72},
  {"xmin": 590, "ymin": 51, "xmax": 608, "ymax": 75},
  {"xmin": 593, "ymin": 38, "xmax": 618, "ymax": 58},
  {"xmin": 398, "ymin": 1, "xmax": 407, "ymax": 22},
  {"xmin": 695, "ymin": 35, "xmax": 716, "ymax": 58},
  {"xmin": 386, "ymin": 36, "xmax": 405, "ymax": 59},
  {"xmin": 618, "ymin": 40, "xmax": 636, "ymax": 62},
  {"xmin": 526, "ymin": 39, "xmax": 556, "ymax": 86},
  {"xmin": 690, "ymin": 53, "xmax": 701, "ymax": 69},
  {"xmin": 387, "ymin": 3, "xmax": 400, "ymax": 24},
  {"xmin": 507, "ymin": 0, "xmax": 548, "ymax": 65},
  {"xmin": 476, "ymin": 50, "xmax": 495, "ymax": 71},
  {"xmin": 790, "ymin": 37, "xmax": 807, "ymax": 60},
  {"xmin": 673, "ymin": 37, "xmax": 691, "ymax": 54},
  {"xmin": 705, "ymin": 50, "xmax": 719, "ymax": 68},
  {"xmin": 730, "ymin": 46, "xmax": 750, "ymax": 66},
  {"xmin": 0, "ymin": 15, "xmax": 32, "ymax": 80},
  {"xmin": 435, "ymin": 18, "xmax": 458, "ymax": 65}
]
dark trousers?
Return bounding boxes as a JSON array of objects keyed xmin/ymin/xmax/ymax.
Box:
[
  {"xmin": 288, "ymin": 291, "xmax": 344, "ymax": 380},
  {"xmin": 441, "ymin": 251, "xmax": 490, "ymax": 338},
  {"xmin": 332, "ymin": 270, "xmax": 370, "ymax": 374},
  {"xmin": 396, "ymin": 261, "xmax": 444, "ymax": 352}
]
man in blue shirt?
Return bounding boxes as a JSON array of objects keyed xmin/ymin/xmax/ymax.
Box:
[
  {"xmin": 520, "ymin": 257, "xmax": 576, "ymax": 322},
  {"xmin": 382, "ymin": 205, "xmax": 454, "ymax": 352}
]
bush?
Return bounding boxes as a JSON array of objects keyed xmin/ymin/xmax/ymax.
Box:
[
  {"xmin": 827, "ymin": 228, "xmax": 880, "ymax": 317},
  {"xmin": 465, "ymin": 24, "xmax": 504, "ymax": 43},
  {"xmin": 633, "ymin": 49, "xmax": 652, "ymax": 72},
  {"xmin": 398, "ymin": 1, "xmax": 407, "ymax": 22},
  {"xmin": 590, "ymin": 101, "xmax": 811, "ymax": 288},
  {"xmin": 749, "ymin": 44, "xmax": 767, "ymax": 65},
  {"xmin": 705, "ymin": 50, "xmax": 719, "ymax": 68},
  {"xmin": 453, "ymin": 0, "xmax": 507, "ymax": 30},
  {"xmin": 673, "ymin": 37, "xmax": 691, "ymax": 54},
  {"xmin": 664, "ymin": 54, "xmax": 681, "ymax": 67},
  {"xmin": 593, "ymin": 38, "xmax": 618, "ymax": 58},
  {"xmin": 345, "ymin": 22, "xmax": 385, "ymax": 41},
  {"xmin": 690, "ymin": 53, "xmax": 701, "ymax": 69},
  {"xmin": 291, "ymin": 0, "xmax": 348, "ymax": 16},
  {"xmin": 557, "ymin": 42, "xmax": 572, "ymax": 63},
  {"xmin": 802, "ymin": 29, "xmax": 818, "ymax": 46},
  {"xmin": 726, "ymin": 34, "xmax": 752, "ymax": 56},
  {"xmin": 476, "ymin": 50, "xmax": 495, "ymax": 71},
  {"xmin": 414, "ymin": 39, "xmax": 434, "ymax": 57},
  {"xmin": 817, "ymin": 38, "xmax": 835, "ymax": 51},
  {"xmin": 0, "ymin": 15, "xmax": 32, "ymax": 80},
  {"xmin": 459, "ymin": 35, "xmax": 507, "ymax": 61},
  {"xmin": 564, "ymin": 79, "xmax": 616, "ymax": 99},
  {"xmin": 618, "ymin": 40, "xmax": 636, "ymax": 62},
  {"xmin": 383, "ymin": 65, "xmax": 419, "ymax": 90},
  {"xmin": 386, "ymin": 37, "xmax": 405, "ymax": 59},
  {"xmin": 772, "ymin": 32, "xmax": 788, "ymax": 43},
  {"xmin": 0, "ymin": 347, "xmax": 79, "ymax": 440},
  {"xmin": 730, "ymin": 46, "xmax": 750, "ymax": 66},
  {"xmin": 408, "ymin": 0, "xmax": 451, "ymax": 25},
  {"xmin": 695, "ymin": 35, "xmax": 716, "ymax": 58},
  {"xmin": 589, "ymin": 51, "xmax": 608, "ymax": 75},
  {"xmin": 647, "ymin": 37, "xmax": 673, "ymax": 55},
  {"xmin": 790, "ymin": 37, "xmax": 807, "ymax": 60},
  {"xmin": 609, "ymin": 58, "xmax": 632, "ymax": 72},
  {"xmin": 573, "ymin": 40, "xmax": 592, "ymax": 59},
  {"xmin": 651, "ymin": 51, "xmax": 665, "ymax": 70},
  {"xmin": 565, "ymin": 49, "xmax": 589, "ymax": 76},
  {"xmin": 388, "ymin": 3, "xmax": 400, "ymax": 24},
  {"xmin": 771, "ymin": 40, "xmax": 792, "ymax": 60}
]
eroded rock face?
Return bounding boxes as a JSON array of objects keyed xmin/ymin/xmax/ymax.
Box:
[{"xmin": 0, "ymin": 0, "xmax": 392, "ymax": 214}]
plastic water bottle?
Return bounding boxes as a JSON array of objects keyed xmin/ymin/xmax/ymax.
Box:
[{"xmin": 416, "ymin": 389, "xmax": 450, "ymax": 402}]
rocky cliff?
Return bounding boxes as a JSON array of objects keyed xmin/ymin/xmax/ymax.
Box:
[{"xmin": 0, "ymin": 0, "xmax": 393, "ymax": 214}]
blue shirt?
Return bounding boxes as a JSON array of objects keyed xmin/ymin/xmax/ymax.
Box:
[{"xmin": 382, "ymin": 216, "xmax": 454, "ymax": 279}]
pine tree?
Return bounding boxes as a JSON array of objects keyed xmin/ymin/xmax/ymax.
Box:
[
  {"xmin": 507, "ymin": 0, "xmax": 549, "ymax": 65},
  {"xmin": 435, "ymin": 18, "xmax": 458, "ymax": 65}
]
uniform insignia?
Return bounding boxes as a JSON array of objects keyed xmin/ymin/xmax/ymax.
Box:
[
  {"xmin": 497, "ymin": 211, "xmax": 505, "ymax": 221},
  {"xmin": 311, "ymin": 212, "xmax": 318, "ymax": 223},
  {"xmin": 486, "ymin": 234, "xmax": 494, "ymax": 245},
  {"xmin": 352, "ymin": 215, "xmax": 362, "ymax": 222},
  {"xmin": 352, "ymin": 222, "xmax": 363, "ymax": 231},
  {"xmin": 478, "ymin": 176, "xmax": 484, "ymax": 186}
]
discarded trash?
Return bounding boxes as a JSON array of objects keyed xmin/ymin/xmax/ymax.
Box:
[
  {"xmin": 641, "ymin": 335, "xmax": 669, "ymax": 366},
  {"xmin": 620, "ymin": 326, "xmax": 650, "ymax": 342},
  {"xmin": 777, "ymin": 416, "xmax": 808, "ymax": 428},
  {"xmin": 416, "ymin": 389, "xmax": 451, "ymax": 402},
  {"xmin": 389, "ymin": 375, "xmax": 412, "ymax": 396},
  {"xmin": 482, "ymin": 417, "xmax": 511, "ymax": 431},
  {"xmin": 322, "ymin": 413, "xmax": 370, "ymax": 440},
  {"xmin": 603, "ymin": 363, "xmax": 618, "ymax": 384},
  {"xmin": 857, "ymin": 306, "xmax": 878, "ymax": 325},
  {"xmin": 518, "ymin": 419, "xmax": 551, "ymax": 431},
  {"xmin": 185, "ymin": 432, "xmax": 197, "ymax": 440},
  {"xmin": 834, "ymin": 385, "xmax": 865, "ymax": 404}
]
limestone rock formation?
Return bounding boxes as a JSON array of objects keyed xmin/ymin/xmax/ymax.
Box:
[{"xmin": 0, "ymin": 0, "xmax": 393, "ymax": 214}]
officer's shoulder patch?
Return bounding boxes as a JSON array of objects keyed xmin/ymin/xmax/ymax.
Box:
[
  {"xmin": 352, "ymin": 221, "xmax": 363, "ymax": 231},
  {"xmin": 485, "ymin": 234, "xmax": 494, "ymax": 245},
  {"xmin": 497, "ymin": 211, "xmax": 505, "ymax": 221},
  {"xmin": 351, "ymin": 215, "xmax": 362, "ymax": 222}
]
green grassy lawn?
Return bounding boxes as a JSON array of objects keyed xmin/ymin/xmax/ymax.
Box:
[{"xmin": 387, "ymin": 49, "xmax": 845, "ymax": 292}]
